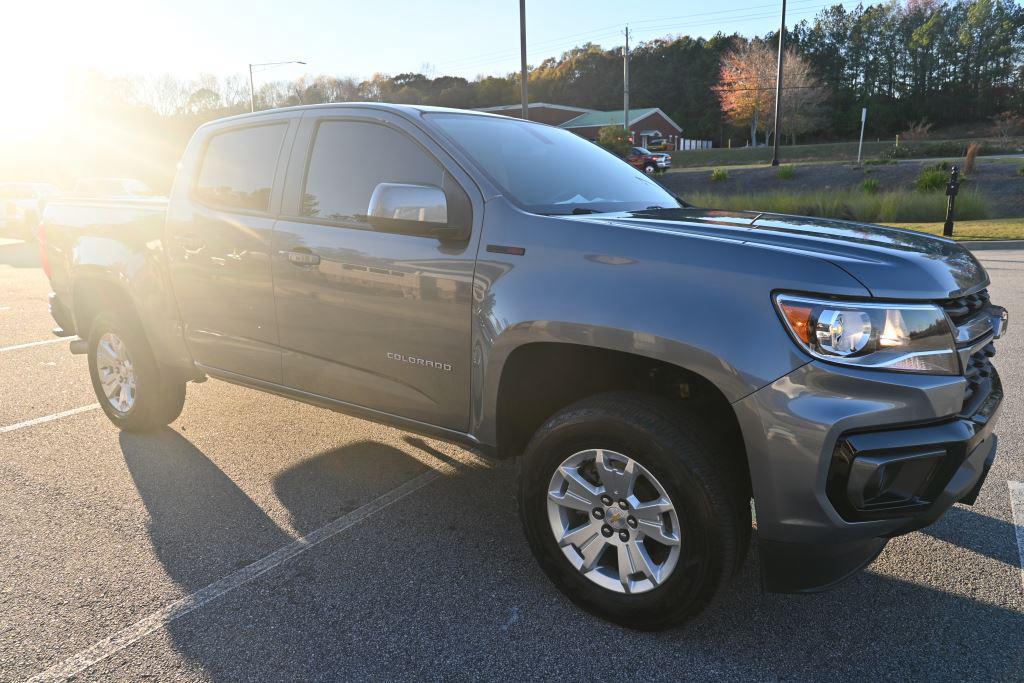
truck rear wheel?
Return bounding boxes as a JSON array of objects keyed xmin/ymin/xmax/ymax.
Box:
[
  {"xmin": 87, "ymin": 311, "xmax": 186, "ymax": 432},
  {"xmin": 517, "ymin": 392, "xmax": 749, "ymax": 630}
]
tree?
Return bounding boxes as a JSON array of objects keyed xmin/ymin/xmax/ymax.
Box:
[
  {"xmin": 718, "ymin": 41, "xmax": 829, "ymax": 146},
  {"xmin": 717, "ymin": 41, "xmax": 776, "ymax": 146},
  {"xmin": 597, "ymin": 125, "xmax": 631, "ymax": 156}
]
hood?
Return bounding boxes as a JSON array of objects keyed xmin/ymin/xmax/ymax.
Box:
[{"xmin": 575, "ymin": 208, "xmax": 988, "ymax": 300}]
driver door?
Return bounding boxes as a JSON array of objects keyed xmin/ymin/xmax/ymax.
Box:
[{"xmin": 270, "ymin": 111, "xmax": 480, "ymax": 431}]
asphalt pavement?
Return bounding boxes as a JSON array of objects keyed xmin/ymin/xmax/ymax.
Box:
[{"xmin": 1, "ymin": 248, "xmax": 1022, "ymax": 681}]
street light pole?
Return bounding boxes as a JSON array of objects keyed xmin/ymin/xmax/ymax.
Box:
[
  {"xmin": 519, "ymin": 0, "xmax": 529, "ymax": 119},
  {"xmin": 248, "ymin": 60, "xmax": 307, "ymax": 113},
  {"xmin": 249, "ymin": 64, "xmax": 256, "ymax": 113},
  {"xmin": 770, "ymin": 0, "xmax": 786, "ymax": 166}
]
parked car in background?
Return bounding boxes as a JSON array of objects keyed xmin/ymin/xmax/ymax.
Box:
[
  {"xmin": 625, "ymin": 147, "xmax": 671, "ymax": 174},
  {"xmin": 0, "ymin": 182, "xmax": 61, "ymax": 240},
  {"xmin": 73, "ymin": 177, "xmax": 157, "ymax": 198},
  {"xmin": 646, "ymin": 138, "xmax": 672, "ymax": 151}
]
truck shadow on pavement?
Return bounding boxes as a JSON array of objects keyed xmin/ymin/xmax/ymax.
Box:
[{"xmin": 117, "ymin": 428, "xmax": 1024, "ymax": 680}]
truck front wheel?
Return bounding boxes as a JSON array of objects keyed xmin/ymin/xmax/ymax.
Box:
[
  {"xmin": 517, "ymin": 392, "xmax": 749, "ymax": 630},
  {"xmin": 87, "ymin": 311, "xmax": 186, "ymax": 432}
]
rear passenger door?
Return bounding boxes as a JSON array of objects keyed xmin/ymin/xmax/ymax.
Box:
[
  {"xmin": 271, "ymin": 110, "xmax": 481, "ymax": 431},
  {"xmin": 166, "ymin": 115, "xmax": 297, "ymax": 383}
]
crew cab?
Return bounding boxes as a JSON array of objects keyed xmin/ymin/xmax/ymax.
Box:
[
  {"xmin": 625, "ymin": 146, "xmax": 671, "ymax": 174},
  {"xmin": 40, "ymin": 104, "xmax": 1007, "ymax": 629}
]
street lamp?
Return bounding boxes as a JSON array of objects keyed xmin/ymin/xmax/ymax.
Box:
[{"xmin": 249, "ymin": 60, "xmax": 306, "ymax": 112}]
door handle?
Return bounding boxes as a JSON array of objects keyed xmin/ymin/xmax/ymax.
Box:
[
  {"xmin": 279, "ymin": 249, "xmax": 321, "ymax": 267},
  {"xmin": 173, "ymin": 234, "xmax": 205, "ymax": 254}
]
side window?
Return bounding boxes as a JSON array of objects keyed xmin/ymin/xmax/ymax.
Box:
[
  {"xmin": 195, "ymin": 124, "xmax": 287, "ymax": 212},
  {"xmin": 301, "ymin": 120, "xmax": 445, "ymax": 224}
]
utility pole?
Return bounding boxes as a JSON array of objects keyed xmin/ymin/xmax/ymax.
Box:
[
  {"xmin": 519, "ymin": 0, "xmax": 529, "ymax": 119},
  {"xmin": 623, "ymin": 25, "xmax": 630, "ymax": 134},
  {"xmin": 248, "ymin": 61, "xmax": 306, "ymax": 113},
  {"xmin": 770, "ymin": 0, "xmax": 786, "ymax": 166}
]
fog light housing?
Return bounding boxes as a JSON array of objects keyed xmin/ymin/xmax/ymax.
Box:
[{"xmin": 828, "ymin": 440, "xmax": 945, "ymax": 520}]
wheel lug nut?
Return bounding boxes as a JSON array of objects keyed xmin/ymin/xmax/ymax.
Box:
[
  {"xmin": 627, "ymin": 516, "xmax": 637, "ymax": 528},
  {"xmin": 618, "ymin": 500, "xmax": 628, "ymax": 510},
  {"xmin": 601, "ymin": 524, "xmax": 613, "ymax": 538},
  {"xmin": 593, "ymin": 508, "xmax": 604, "ymax": 520},
  {"xmin": 601, "ymin": 495, "xmax": 613, "ymax": 506},
  {"xmin": 619, "ymin": 530, "xmax": 630, "ymax": 542}
]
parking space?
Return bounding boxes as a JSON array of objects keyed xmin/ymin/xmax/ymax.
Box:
[{"xmin": 2, "ymin": 252, "xmax": 1023, "ymax": 681}]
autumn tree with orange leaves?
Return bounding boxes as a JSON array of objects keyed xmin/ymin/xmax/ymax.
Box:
[{"xmin": 718, "ymin": 41, "xmax": 829, "ymax": 146}]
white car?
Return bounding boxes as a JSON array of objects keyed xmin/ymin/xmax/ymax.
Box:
[{"xmin": 0, "ymin": 182, "xmax": 61, "ymax": 240}]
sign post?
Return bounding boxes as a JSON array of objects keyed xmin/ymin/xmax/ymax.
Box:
[{"xmin": 857, "ymin": 107, "xmax": 867, "ymax": 163}]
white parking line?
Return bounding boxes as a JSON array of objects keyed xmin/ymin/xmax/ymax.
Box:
[
  {"xmin": 0, "ymin": 337, "xmax": 74, "ymax": 353},
  {"xmin": 1009, "ymin": 481, "xmax": 1024, "ymax": 592},
  {"xmin": 0, "ymin": 404, "xmax": 100, "ymax": 434},
  {"xmin": 28, "ymin": 468, "xmax": 445, "ymax": 682}
]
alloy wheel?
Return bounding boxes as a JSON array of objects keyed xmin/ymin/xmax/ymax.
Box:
[
  {"xmin": 546, "ymin": 448, "xmax": 681, "ymax": 594},
  {"xmin": 95, "ymin": 332, "xmax": 136, "ymax": 413}
]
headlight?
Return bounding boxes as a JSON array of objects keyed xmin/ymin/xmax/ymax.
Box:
[{"xmin": 775, "ymin": 294, "xmax": 959, "ymax": 375}]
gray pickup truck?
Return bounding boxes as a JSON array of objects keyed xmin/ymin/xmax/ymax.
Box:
[{"xmin": 40, "ymin": 104, "xmax": 1007, "ymax": 629}]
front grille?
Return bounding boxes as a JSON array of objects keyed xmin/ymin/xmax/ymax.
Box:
[
  {"xmin": 941, "ymin": 289, "xmax": 990, "ymax": 327},
  {"xmin": 961, "ymin": 343, "xmax": 1000, "ymax": 418}
]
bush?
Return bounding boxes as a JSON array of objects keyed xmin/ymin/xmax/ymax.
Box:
[
  {"xmin": 1018, "ymin": 166, "xmax": 1024, "ymax": 177},
  {"xmin": 776, "ymin": 164, "xmax": 796, "ymax": 180},
  {"xmin": 964, "ymin": 143, "xmax": 981, "ymax": 175},
  {"xmin": 915, "ymin": 167, "xmax": 948, "ymax": 192},
  {"xmin": 861, "ymin": 178, "xmax": 880, "ymax": 194},
  {"xmin": 710, "ymin": 168, "xmax": 728, "ymax": 182},
  {"xmin": 683, "ymin": 188, "xmax": 988, "ymax": 223},
  {"xmin": 597, "ymin": 125, "xmax": 631, "ymax": 156}
]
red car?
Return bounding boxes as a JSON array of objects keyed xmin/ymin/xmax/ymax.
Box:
[{"xmin": 625, "ymin": 147, "xmax": 671, "ymax": 174}]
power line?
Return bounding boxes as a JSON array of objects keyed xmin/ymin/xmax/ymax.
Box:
[
  {"xmin": 434, "ymin": 1, "xmax": 830, "ymax": 73},
  {"xmin": 435, "ymin": 3, "xmax": 832, "ymax": 75}
]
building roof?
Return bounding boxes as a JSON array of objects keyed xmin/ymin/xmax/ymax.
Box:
[
  {"xmin": 560, "ymin": 107, "xmax": 682, "ymax": 132},
  {"xmin": 476, "ymin": 102, "xmax": 596, "ymax": 114}
]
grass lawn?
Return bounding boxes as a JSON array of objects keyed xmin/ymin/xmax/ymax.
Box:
[
  {"xmin": 666, "ymin": 137, "xmax": 1024, "ymax": 168},
  {"xmin": 883, "ymin": 218, "xmax": 1024, "ymax": 241}
]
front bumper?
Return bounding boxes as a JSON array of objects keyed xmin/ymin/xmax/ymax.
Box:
[{"xmin": 734, "ymin": 358, "xmax": 1002, "ymax": 593}]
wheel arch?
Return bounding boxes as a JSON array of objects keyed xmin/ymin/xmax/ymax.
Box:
[{"xmin": 484, "ymin": 338, "xmax": 751, "ymax": 497}]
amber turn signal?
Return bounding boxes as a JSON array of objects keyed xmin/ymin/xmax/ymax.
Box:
[{"xmin": 779, "ymin": 302, "xmax": 813, "ymax": 344}]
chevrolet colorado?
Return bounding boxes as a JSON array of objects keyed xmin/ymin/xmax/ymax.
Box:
[{"xmin": 40, "ymin": 104, "xmax": 1007, "ymax": 629}]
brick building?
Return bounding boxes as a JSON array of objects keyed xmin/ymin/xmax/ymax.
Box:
[{"xmin": 476, "ymin": 103, "xmax": 683, "ymax": 148}]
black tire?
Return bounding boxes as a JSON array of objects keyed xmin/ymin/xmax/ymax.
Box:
[
  {"xmin": 87, "ymin": 310, "xmax": 186, "ymax": 432},
  {"xmin": 643, "ymin": 163, "xmax": 657, "ymax": 174},
  {"xmin": 518, "ymin": 392, "xmax": 750, "ymax": 630}
]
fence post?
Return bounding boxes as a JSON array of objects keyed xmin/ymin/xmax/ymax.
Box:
[{"xmin": 943, "ymin": 165, "xmax": 960, "ymax": 238}]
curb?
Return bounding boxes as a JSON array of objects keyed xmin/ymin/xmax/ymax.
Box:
[{"xmin": 959, "ymin": 240, "xmax": 1024, "ymax": 251}]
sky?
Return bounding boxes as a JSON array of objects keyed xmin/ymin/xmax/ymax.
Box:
[{"xmin": 0, "ymin": 0, "xmax": 860, "ymax": 138}]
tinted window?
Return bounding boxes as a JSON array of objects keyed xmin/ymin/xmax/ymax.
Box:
[
  {"xmin": 196, "ymin": 124, "xmax": 287, "ymax": 211},
  {"xmin": 427, "ymin": 114, "xmax": 678, "ymax": 215},
  {"xmin": 301, "ymin": 120, "xmax": 444, "ymax": 223}
]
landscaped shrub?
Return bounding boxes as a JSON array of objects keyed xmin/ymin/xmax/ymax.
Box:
[
  {"xmin": 684, "ymin": 189, "xmax": 988, "ymax": 223},
  {"xmin": 964, "ymin": 143, "xmax": 980, "ymax": 175},
  {"xmin": 861, "ymin": 178, "xmax": 880, "ymax": 194},
  {"xmin": 710, "ymin": 168, "xmax": 728, "ymax": 182},
  {"xmin": 776, "ymin": 164, "xmax": 796, "ymax": 180},
  {"xmin": 915, "ymin": 167, "xmax": 948, "ymax": 192}
]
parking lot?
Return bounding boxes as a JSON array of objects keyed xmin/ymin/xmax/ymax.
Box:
[{"xmin": 1, "ymin": 244, "xmax": 1022, "ymax": 682}]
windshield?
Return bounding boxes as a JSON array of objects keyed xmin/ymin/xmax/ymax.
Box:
[{"xmin": 426, "ymin": 113, "xmax": 680, "ymax": 215}]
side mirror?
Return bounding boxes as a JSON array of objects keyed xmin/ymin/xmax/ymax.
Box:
[{"xmin": 366, "ymin": 183, "xmax": 467, "ymax": 241}]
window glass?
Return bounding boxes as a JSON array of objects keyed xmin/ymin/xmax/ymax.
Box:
[
  {"xmin": 426, "ymin": 113, "xmax": 679, "ymax": 215},
  {"xmin": 195, "ymin": 124, "xmax": 287, "ymax": 211},
  {"xmin": 302, "ymin": 120, "xmax": 444, "ymax": 223}
]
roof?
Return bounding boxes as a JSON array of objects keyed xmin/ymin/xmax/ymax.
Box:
[
  {"xmin": 476, "ymin": 102, "xmax": 596, "ymax": 114},
  {"xmin": 560, "ymin": 107, "xmax": 682, "ymax": 132}
]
